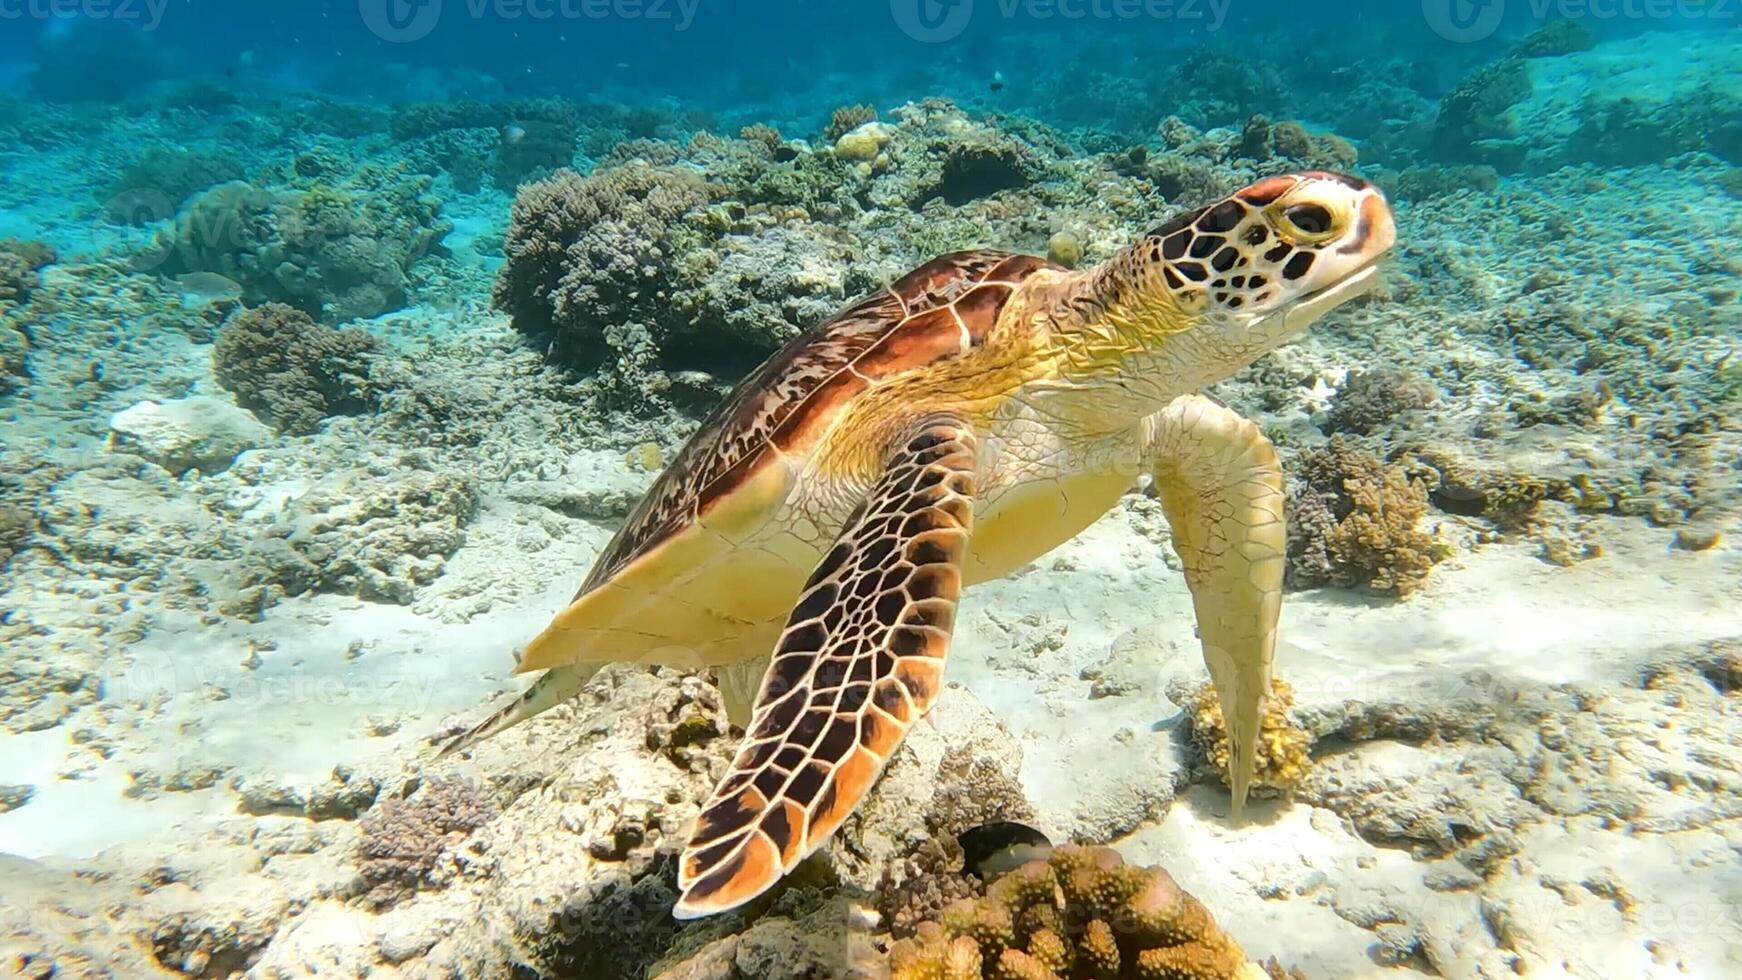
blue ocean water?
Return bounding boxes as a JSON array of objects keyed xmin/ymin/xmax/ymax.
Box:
[{"xmin": 0, "ymin": 1, "xmax": 1737, "ymax": 977}]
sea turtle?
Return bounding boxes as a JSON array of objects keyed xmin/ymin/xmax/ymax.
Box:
[{"xmin": 441, "ymin": 171, "xmax": 1397, "ymax": 919}]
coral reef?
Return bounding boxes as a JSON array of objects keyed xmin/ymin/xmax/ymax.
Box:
[
  {"xmin": 1, "ymin": 29, "xmax": 1739, "ymax": 980},
  {"xmin": 0, "ymin": 320, "xmax": 25, "ymax": 394},
  {"xmin": 357, "ymin": 775, "xmax": 496, "ymax": 907},
  {"xmin": 1513, "ymin": 21, "xmax": 1596, "ymax": 58},
  {"xmin": 1161, "ymin": 50, "xmax": 1286, "ymax": 129},
  {"xmin": 1181, "ymin": 678, "xmax": 1312, "ymax": 798},
  {"xmin": 492, "ymin": 99, "xmax": 581, "ymax": 190},
  {"xmin": 0, "ymin": 239, "xmax": 54, "ymax": 394},
  {"xmin": 240, "ymin": 465, "xmax": 479, "ymax": 605},
  {"xmin": 1322, "ymin": 368, "xmax": 1437, "ymax": 436},
  {"xmin": 148, "ymin": 164, "xmax": 450, "ymax": 323},
  {"xmin": 102, "ymin": 146, "xmax": 245, "ymax": 223},
  {"xmin": 1382, "ymin": 163, "xmax": 1499, "ymax": 201},
  {"xmin": 885, "ymin": 845, "xmax": 1265, "ymax": 979},
  {"xmin": 212, "ymin": 303, "xmax": 382, "ymax": 435},
  {"xmin": 1569, "ymin": 90, "xmax": 1726, "ymax": 167},
  {"xmin": 0, "ymin": 238, "xmax": 55, "ymax": 306},
  {"xmin": 491, "ymin": 162, "xmax": 712, "ymax": 366},
  {"xmin": 1432, "ymin": 56, "xmax": 1531, "ymax": 168},
  {"xmin": 824, "ymin": 103, "xmax": 878, "ymax": 142},
  {"xmin": 1287, "ymin": 438, "xmax": 1441, "ymax": 596}
]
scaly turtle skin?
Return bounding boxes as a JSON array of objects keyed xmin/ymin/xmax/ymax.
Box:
[{"xmin": 441, "ymin": 171, "xmax": 1397, "ymax": 919}]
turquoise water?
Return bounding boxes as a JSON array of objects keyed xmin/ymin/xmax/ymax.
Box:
[{"xmin": 0, "ymin": 4, "xmax": 1738, "ymax": 979}]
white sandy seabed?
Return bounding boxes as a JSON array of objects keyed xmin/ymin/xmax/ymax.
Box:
[{"xmin": 1, "ymin": 450, "xmax": 1737, "ymax": 977}]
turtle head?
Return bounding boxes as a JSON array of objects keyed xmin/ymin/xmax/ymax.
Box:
[{"xmin": 1136, "ymin": 171, "xmax": 1395, "ymax": 357}]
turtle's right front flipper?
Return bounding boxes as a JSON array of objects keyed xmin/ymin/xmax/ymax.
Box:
[
  {"xmin": 1143, "ymin": 395, "xmax": 1286, "ymax": 821},
  {"xmin": 673, "ymin": 417, "xmax": 978, "ymax": 919}
]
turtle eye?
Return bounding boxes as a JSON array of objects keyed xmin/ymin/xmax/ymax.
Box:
[{"xmin": 1273, "ymin": 202, "xmax": 1336, "ymax": 245}]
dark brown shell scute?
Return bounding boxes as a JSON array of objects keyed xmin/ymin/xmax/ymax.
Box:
[{"xmin": 582, "ymin": 249, "xmax": 1050, "ymax": 590}]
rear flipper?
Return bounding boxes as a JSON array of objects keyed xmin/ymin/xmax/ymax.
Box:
[
  {"xmin": 1143, "ymin": 395, "xmax": 1285, "ymax": 820},
  {"xmin": 434, "ymin": 664, "xmax": 601, "ymax": 760}
]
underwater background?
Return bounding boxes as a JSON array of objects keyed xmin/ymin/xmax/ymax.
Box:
[{"xmin": 0, "ymin": 1, "xmax": 1738, "ymax": 977}]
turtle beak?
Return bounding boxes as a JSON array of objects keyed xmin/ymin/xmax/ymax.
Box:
[
  {"xmin": 1283, "ymin": 257, "xmax": 1385, "ymax": 334},
  {"xmin": 1281, "ymin": 183, "xmax": 1395, "ymax": 333}
]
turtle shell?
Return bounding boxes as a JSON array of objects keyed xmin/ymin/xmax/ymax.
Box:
[
  {"xmin": 512, "ymin": 248, "xmax": 1057, "ymax": 674},
  {"xmin": 583, "ymin": 249, "xmax": 1053, "ymax": 597}
]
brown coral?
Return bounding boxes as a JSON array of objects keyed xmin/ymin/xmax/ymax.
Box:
[
  {"xmin": 1323, "ymin": 368, "xmax": 1437, "ymax": 436},
  {"xmin": 887, "ymin": 845, "xmax": 1265, "ymax": 980},
  {"xmin": 489, "ymin": 163, "xmax": 711, "ymax": 363},
  {"xmin": 0, "ymin": 238, "xmax": 55, "ymax": 306},
  {"xmin": 824, "ymin": 103, "xmax": 878, "ymax": 142},
  {"xmin": 1287, "ymin": 438, "xmax": 1441, "ymax": 597},
  {"xmin": 738, "ymin": 122, "xmax": 785, "ymax": 155},
  {"xmin": 212, "ymin": 303, "xmax": 381, "ymax": 435},
  {"xmin": 356, "ymin": 775, "xmax": 495, "ymax": 908}
]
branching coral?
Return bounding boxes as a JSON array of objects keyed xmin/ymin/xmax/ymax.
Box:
[
  {"xmin": 739, "ymin": 122, "xmax": 785, "ymax": 156},
  {"xmin": 1183, "ymin": 679, "xmax": 1312, "ymax": 797},
  {"xmin": 886, "ymin": 845, "xmax": 1267, "ymax": 980},
  {"xmin": 824, "ymin": 104, "xmax": 878, "ymax": 142},
  {"xmin": 879, "ymin": 747, "xmax": 1039, "ymax": 938},
  {"xmin": 357, "ymin": 776, "xmax": 495, "ymax": 908},
  {"xmin": 212, "ymin": 303, "xmax": 381, "ymax": 435},
  {"xmin": 1287, "ymin": 438, "xmax": 1441, "ymax": 597}
]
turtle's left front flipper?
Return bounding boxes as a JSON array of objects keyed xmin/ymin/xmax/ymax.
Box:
[
  {"xmin": 1144, "ymin": 395, "xmax": 1286, "ymax": 821},
  {"xmin": 673, "ymin": 418, "xmax": 978, "ymax": 919}
]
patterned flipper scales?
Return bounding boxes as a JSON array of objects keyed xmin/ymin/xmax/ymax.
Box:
[
  {"xmin": 672, "ymin": 418, "xmax": 978, "ymax": 919},
  {"xmin": 1145, "ymin": 394, "xmax": 1286, "ymax": 820}
]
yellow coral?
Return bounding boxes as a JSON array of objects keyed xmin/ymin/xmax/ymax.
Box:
[
  {"xmin": 1186, "ymin": 678, "xmax": 1312, "ymax": 796},
  {"xmin": 1326, "ymin": 457, "xmax": 1437, "ymax": 597},
  {"xmin": 835, "ymin": 121, "xmax": 893, "ymax": 163},
  {"xmin": 887, "ymin": 846, "xmax": 1269, "ymax": 980}
]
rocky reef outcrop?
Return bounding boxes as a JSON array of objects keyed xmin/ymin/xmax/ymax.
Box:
[
  {"xmin": 212, "ymin": 303, "xmax": 383, "ymax": 436},
  {"xmin": 141, "ymin": 162, "xmax": 449, "ymax": 323}
]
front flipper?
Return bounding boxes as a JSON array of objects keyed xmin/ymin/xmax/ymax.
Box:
[
  {"xmin": 1144, "ymin": 395, "xmax": 1285, "ymax": 820},
  {"xmin": 673, "ymin": 418, "xmax": 977, "ymax": 919}
]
